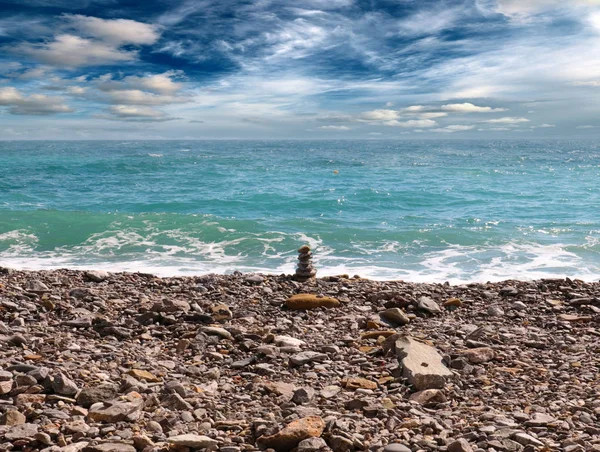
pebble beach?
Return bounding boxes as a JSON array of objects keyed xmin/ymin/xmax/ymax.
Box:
[{"xmin": 1, "ymin": 267, "xmax": 599, "ymax": 452}]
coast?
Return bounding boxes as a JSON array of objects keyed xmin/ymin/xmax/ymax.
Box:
[{"xmin": 0, "ymin": 267, "xmax": 599, "ymax": 451}]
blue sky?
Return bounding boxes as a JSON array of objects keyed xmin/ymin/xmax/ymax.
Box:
[{"xmin": 1, "ymin": 0, "xmax": 600, "ymax": 139}]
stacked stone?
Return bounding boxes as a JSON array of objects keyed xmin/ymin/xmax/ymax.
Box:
[{"xmin": 294, "ymin": 245, "xmax": 317, "ymax": 281}]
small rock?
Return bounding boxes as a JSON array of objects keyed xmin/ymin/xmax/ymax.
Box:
[
  {"xmin": 52, "ymin": 373, "xmax": 79, "ymax": 396},
  {"xmin": 211, "ymin": 303, "xmax": 233, "ymax": 321},
  {"xmin": 290, "ymin": 351, "xmax": 328, "ymax": 366},
  {"xmin": 201, "ymin": 326, "xmax": 232, "ymax": 340},
  {"xmin": 512, "ymin": 432, "xmax": 544, "ymax": 447},
  {"xmin": 395, "ymin": 336, "xmax": 453, "ymax": 390},
  {"xmin": 25, "ymin": 280, "xmax": 50, "ymax": 293},
  {"xmin": 293, "ymin": 387, "xmax": 315, "ymax": 404},
  {"xmin": 286, "ymin": 294, "xmax": 340, "ymax": 310},
  {"xmin": 126, "ymin": 369, "xmax": 160, "ymax": 382},
  {"xmin": 297, "ymin": 437, "xmax": 329, "ymax": 452},
  {"xmin": 417, "ymin": 296, "xmax": 442, "ymax": 314},
  {"xmin": 257, "ymin": 416, "xmax": 325, "ymax": 451},
  {"xmin": 342, "ymin": 377, "xmax": 377, "ymax": 390},
  {"xmin": 380, "ymin": 308, "xmax": 410, "ymax": 326},
  {"xmin": 383, "ymin": 444, "xmax": 411, "ymax": 452},
  {"xmin": 1, "ymin": 410, "xmax": 26, "ymax": 426},
  {"xmin": 4, "ymin": 423, "xmax": 39, "ymax": 440},
  {"xmin": 85, "ymin": 270, "xmax": 109, "ymax": 282},
  {"xmin": 463, "ymin": 347, "xmax": 495, "ymax": 364},
  {"xmin": 409, "ymin": 389, "xmax": 447, "ymax": 405},
  {"xmin": 167, "ymin": 434, "xmax": 218, "ymax": 449},
  {"xmin": 487, "ymin": 305, "xmax": 504, "ymax": 317},
  {"xmin": 447, "ymin": 438, "xmax": 474, "ymax": 452}
]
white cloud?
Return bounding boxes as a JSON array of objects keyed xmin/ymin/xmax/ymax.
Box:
[
  {"xmin": 485, "ymin": 117, "xmax": 530, "ymax": 124},
  {"xmin": 385, "ymin": 119, "xmax": 437, "ymax": 128},
  {"xmin": 97, "ymin": 71, "xmax": 183, "ymax": 95},
  {"xmin": 571, "ymin": 80, "xmax": 600, "ymax": 87},
  {"xmin": 431, "ymin": 124, "xmax": 475, "ymax": 133},
  {"xmin": 102, "ymin": 89, "xmax": 187, "ymax": 106},
  {"xmin": 491, "ymin": 0, "xmax": 599, "ymax": 18},
  {"xmin": 0, "ymin": 87, "xmax": 73, "ymax": 115},
  {"xmin": 418, "ymin": 112, "xmax": 448, "ymax": 119},
  {"xmin": 10, "ymin": 15, "xmax": 161, "ymax": 68},
  {"xmin": 359, "ymin": 109, "xmax": 399, "ymax": 121},
  {"xmin": 15, "ymin": 34, "xmax": 137, "ymax": 67},
  {"xmin": 64, "ymin": 15, "xmax": 161, "ymax": 45},
  {"xmin": 441, "ymin": 102, "xmax": 507, "ymax": 112},
  {"xmin": 530, "ymin": 123, "xmax": 555, "ymax": 129},
  {"xmin": 108, "ymin": 105, "xmax": 166, "ymax": 118},
  {"xmin": 576, "ymin": 125, "xmax": 599, "ymax": 129},
  {"xmin": 318, "ymin": 125, "xmax": 350, "ymax": 130}
]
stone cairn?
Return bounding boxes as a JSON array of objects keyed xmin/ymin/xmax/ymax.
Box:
[{"xmin": 294, "ymin": 245, "xmax": 317, "ymax": 281}]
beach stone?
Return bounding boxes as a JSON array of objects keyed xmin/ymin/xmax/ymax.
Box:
[
  {"xmin": 82, "ymin": 444, "xmax": 136, "ymax": 452},
  {"xmin": 320, "ymin": 385, "xmax": 341, "ymax": 399},
  {"xmin": 87, "ymin": 393, "xmax": 144, "ymax": 423},
  {"xmin": 167, "ymin": 434, "xmax": 218, "ymax": 449},
  {"xmin": 463, "ymin": 347, "xmax": 495, "ymax": 364},
  {"xmin": 286, "ymin": 294, "xmax": 340, "ymax": 310},
  {"xmin": 444, "ymin": 298, "xmax": 463, "ymax": 308},
  {"xmin": 25, "ymin": 280, "xmax": 50, "ymax": 293},
  {"xmin": 342, "ymin": 377, "xmax": 377, "ymax": 390},
  {"xmin": 126, "ymin": 369, "xmax": 160, "ymax": 382},
  {"xmin": 361, "ymin": 330, "xmax": 397, "ymax": 340},
  {"xmin": 417, "ymin": 296, "xmax": 442, "ymax": 314},
  {"xmin": 409, "ymin": 389, "xmax": 447, "ymax": 405},
  {"xmin": 297, "ymin": 437, "xmax": 329, "ymax": 452},
  {"xmin": 290, "ymin": 351, "xmax": 328, "ymax": 366},
  {"xmin": 85, "ymin": 270, "xmax": 109, "ymax": 282},
  {"xmin": 447, "ymin": 439, "xmax": 474, "ymax": 452},
  {"xmin": 4, "ymin": 423, "xmax": 38, "ymax": 440},
  {"xmin": 1, "ymin": 410, "xmax": 26, "ymax": 426},
  {"xmin": 487, "ymin": 305, "xmax": 504, "ymax": 317},
  {"xmin": 245, "ymin": 274, "xmax": 264, "ymax": 284},
  {"xmin": 383, "ymin": 444, "xmax": 411, "ymax": 452},
  {"xmin": 52, "ymin": 372, "xmax": 79, "ymax": 396},
  {"xmin": 0, "ymin": 379, "xmax": 13, "ymax": 395},
  {"xmin": 380, "ymin": 308, "xmax": 410, "ymax": 326},
  {"xmin": 211, "ymin": 303, "xmax": 233, "ymax": 321},
  {"xmin": 257, "ymin": 416, "xmax": 325, "ymax": 451},
  {"xmin": 526, "ymin": 413, "xmax": 557, "ymax": 426},
  {"xmin": 274, "ymin": 335, "xmax": 306, "ymax": 347},
  {"xmin": 512, "ymin": 432, "xmax": 544, "ymax": 447},
  {"xmin": 201, "ymin": 326, "xmax": 232, "ymax": 339},
  {"xmin": 395, "ymin": 336, "xmax": 453, "ymax": 390},
  {"xmin": 557, "ymin": 314, "xmax": 591, "ymax": 322},
  {"xmin": 76, "ymin": 384, "xmax": 118, "ymax": 408},
  {"xmin": 293, "ymin": 387, "xmax": 315, "ymax": 404}
]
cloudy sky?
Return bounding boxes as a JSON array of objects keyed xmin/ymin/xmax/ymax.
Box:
[{"xmin": 1, "ymin": 0, "xmax": 600, "ymax": 139}]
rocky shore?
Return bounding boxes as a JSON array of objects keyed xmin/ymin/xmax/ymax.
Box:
[{"xmin": 0, "ymin": 267, "xmax": 599, "ymax": 452}]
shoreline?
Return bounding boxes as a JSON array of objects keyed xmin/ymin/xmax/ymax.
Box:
[
  {"xmin": 1, "ymin": 267, "xmax": 599, "ymax": 451},
  {"xmin": 1, "ymin": 264, "xmax": 599, "ymax": 286}
]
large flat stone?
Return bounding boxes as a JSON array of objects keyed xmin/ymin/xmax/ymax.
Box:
[{"xmin": 394, "ymin": 336, "xmax": 453, "ymax": 390}]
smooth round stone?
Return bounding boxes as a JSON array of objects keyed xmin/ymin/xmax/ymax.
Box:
[{"xmin": 384, "ymin": 444, "xmax": 412, "ymax": 452}]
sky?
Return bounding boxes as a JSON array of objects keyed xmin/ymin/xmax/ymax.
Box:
[{"xmin": 1, "ymin": 0, "xmax": 600, "ymax": 139}]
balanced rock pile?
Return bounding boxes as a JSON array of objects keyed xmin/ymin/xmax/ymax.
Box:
[
  {"xmin": 1, "ymin": 268, "xmax": 600, "ymax": 452},
  {"xmin": 294, "ymin": 245, "xmax": 317, "ymax": 281}
]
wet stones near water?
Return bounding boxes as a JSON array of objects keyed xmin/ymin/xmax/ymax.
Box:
[{"xmin": 294, "ymin": 245, "xmax": 317, "ymax": 281}]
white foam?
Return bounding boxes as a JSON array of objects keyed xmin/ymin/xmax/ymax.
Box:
[{"xmin": 1, "ymin": 226, "xmax": 599, "ymax": 283}]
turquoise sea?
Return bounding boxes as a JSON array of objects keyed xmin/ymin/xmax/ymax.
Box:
[{"xmin": 1, "ymin": 140, "xmax": 599, "ymax": 283}]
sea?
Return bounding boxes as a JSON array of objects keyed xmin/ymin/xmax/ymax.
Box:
[{"xmin": 1, "ymin": 140, "xmax": 599, "ymax": 283}]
